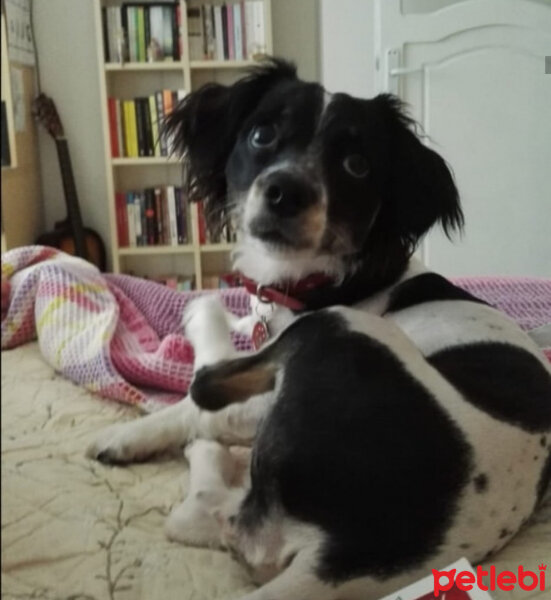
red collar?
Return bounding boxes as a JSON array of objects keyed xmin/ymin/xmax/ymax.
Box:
[{"xmin": 223, "ymin": 272, "xmax": 335, "ymax": 310}]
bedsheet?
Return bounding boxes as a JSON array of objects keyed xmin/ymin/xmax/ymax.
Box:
[{"xmin": 2, "ymin": 343, "xmax": 550, "ymax": 600}]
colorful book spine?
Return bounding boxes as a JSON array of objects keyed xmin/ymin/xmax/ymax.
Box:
[
  {"xmin": 221, "ymin": 5, "xmax": 229, "ymax": 59},
  {"xmin": 137, "ymin": 6, "xmax": 146, "ymax": 62},
  {"xmin": 149, "ymin": 95, "xmax": 160, "ymax": 157},
  {"xmin": 166, "ymin": 186, "xmax": 178, "ymax": 245},
  {"xmin": 227, "ymin": 3, "xmax": 235, "ymax": 60},
  {"xmin": 213, "ymin": 6, "xmax": 224, "ymax": 61},
  {"xmin": 162, "ymin": 5, "xmax": 174, "ymax": 60},
  {"xmin": 233, "ymin": 3, "xmax": 243, "ymax": 61},
  {"xmin": 115, "ymin": 100, "xmax": 124, "ymax": 157},
  {"xmin": 127, "ymin": 193, "xmax": 136, "ymax": 247},
  {"xmin": 154, "ymin": 187, "xmax": 163, "ymax": 243},
  {"xmin": 107, "ymin": 98, "xmax": 119, "ymax": 157}
]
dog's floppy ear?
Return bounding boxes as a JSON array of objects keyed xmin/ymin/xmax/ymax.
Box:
[
  {"xmin": 375, "ymin": 94, "xmax": 464, "ymax": 250},
  {"xmin": 163, "ymin": 58, "xmax": 297, "ymax": 232}
]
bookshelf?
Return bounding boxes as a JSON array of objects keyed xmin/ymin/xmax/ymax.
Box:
[{"xmin": 93, "ymin": 0, "xmax": 272, "ymax": 289}]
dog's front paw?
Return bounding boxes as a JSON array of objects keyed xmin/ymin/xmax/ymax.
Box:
[
  {"xmin": 86, "ymin": 421, "xmax": 149, "ymax": 464},
  {"xmin": 183, "ymin": 294, "xmax": 227, "ymax": 342},
  {"xmin": 184, "ymin": 295, "xmax": 236, "ymax": 368}
]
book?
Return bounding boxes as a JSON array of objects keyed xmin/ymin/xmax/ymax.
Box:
[
  {"xmin": 221, "ymin": 5, "xmax": 229, "ymax": 59},
  {"xmin": 127, "ymin": 193, "xmax": 136, "ymax": 247},
  {"xmin": 162, "ymin": 5, "xmax": 174, "ymax": 60},
  {"xmin": 135, "ymin": 98, "xmax": 145, "ymax": 156},
  {"xmin": 233, "ymin": 3, "xmax": 243, "ymax": 61},
  {"xmin": 115, "ymin": 100, "xmax": 124, "ymax": 157},
  {"xmin": 213, "ymin": 6, "xmax": 224, "ymax": 61},
  {"xmin": 127, "ymin": 6, "xmax": 138, "ymax": 61},
  {"xmin": 166, "ymin": 186, "xmax": 178, "ymax": 245},
  {"xmin": 141, "ymin": 97, "xmax": 153, "ymax": 156},
  {"xmin": 115, "ymin": 192, "xmax": 125, "ymax": 246},
  {"xmin": 172, "ymin": 4, "xmax": 180, "ymax": 60},
  {"xmin": 177, "ymin": 188, "xmax": 188, "ymax": 243},
  {"xmin": 227, "ymin": 3, "xmax": 235, "ymax": 60},
  {"xmin": 145, "ymin": 188, "xmax": 156, "ymax": 244},
  {"xmin": 155, "ymin": 91, "xmax": 167, "ymax": 156},
  {"xmin": 101, "ymin": 8, "xmax": 110, "ymax": 62},
  {"xmin": 136, "ymin": 6, "xmax": 146, "ymax": 62},
  {"xmin": 149, "ymin": 95, "xmax": 160, "ymax": 157},
  {"xmin": 144, "ymin": 5, "xmax": 151, "ymax": 52},
  {"xmin": 123, "ymin": 100, "xmax": 137, "ymax": 157},
  {"xmin": 106, "ymin": 7, "xmax": 117, "ymax": 63},
  {"xmin": 136, "ymin": 190, "xmax": 147, "ymax": 246},
  {"xmin": 244, "ymin": 2, "xmax": 255, "ymax": 58},
  {"xmin": 176, "ymin": 4, "xmax": 183, "ymax": 60},
  {"xmin": 149, "ymin": 5, "xmax": 164, "ymax": 60},
  {"xmin": 154, "ymin": 187, "xmax": 163, "ymax": 243},
  {"xmin": 253, "ymin": 1, "xmax": 266, "ymax": 55},
  {"xmin": 175, "ymin": 187, "xmax": 183, "ymax": 244},
  {"xmin": 107, "ymin": 98, "xmax": 119, "ymax": 157},
  {"xmin": 161, "ymin": 186, "xmax": 170, "ymax": 243},
  {"xmin": 187, "ymin": 7, "xmax": 203, "ymax": 60},
  {"xmin": 240, "ymin": 1, "xmax": 247, "ymax": 60},
  {"xmin": 203, "ymin": 5, "xmax": 215, "ymax": 60}
]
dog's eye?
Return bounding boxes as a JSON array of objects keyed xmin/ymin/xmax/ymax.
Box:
[
  {"xmin": 250, "ymin": 124, "xmax": 278, "ymax": 149},
  {"xmin": 343, "ymin": 154, "xmax": 370, "ymax": 178}
]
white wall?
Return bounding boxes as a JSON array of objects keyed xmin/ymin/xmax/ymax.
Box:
[
  {"xmin": 319, "ymin": 0, "xmax": 376, "ymax": 98},
  {"xmin": 272, "ymin": 0, "xmax": 320, "ymax": 81},
  {"xmin": 33, "ymin": 0, "xmax": 110, "ymax": 265}
]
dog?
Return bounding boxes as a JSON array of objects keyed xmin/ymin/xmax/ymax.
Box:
[{"xmin": 87, "ymin": 59, "xmax": 551, "ymax": 600}]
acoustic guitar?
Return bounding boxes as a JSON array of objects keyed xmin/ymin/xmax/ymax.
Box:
[{"xmin": 32, "ymin": 93, "xmax": 107, "ymax": 271}]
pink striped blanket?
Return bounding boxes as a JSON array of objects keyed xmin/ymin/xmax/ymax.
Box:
[{"xmin": 2, "ymin": 246, "xmax": 550, "ymax": 411}]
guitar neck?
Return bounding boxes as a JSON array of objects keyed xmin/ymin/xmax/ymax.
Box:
[{"xmin": 54, "ymin": 138, "xmax": 88, "ymax": 259}]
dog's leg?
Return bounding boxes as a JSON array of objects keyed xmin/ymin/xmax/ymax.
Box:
[
  {"xmin": 87, "ymin": 295, "xmax": 267, "ymax": 463},
  {"xmin": 165, "ymin": 439, "xmax": 248, "ymax": 546},
  {"xmin": 86, "ymin": 396, "xmax": 197, "ymax": 463}
]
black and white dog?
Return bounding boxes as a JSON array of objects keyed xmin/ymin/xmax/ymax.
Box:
[{"xmin": 88, "ymin": 60, "xmax": 551, "ymax": 600}]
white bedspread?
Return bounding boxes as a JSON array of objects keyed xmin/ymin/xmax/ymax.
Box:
[{"xmin": 2, "ymin": 344, "xmax": 550, "ymax": 600}]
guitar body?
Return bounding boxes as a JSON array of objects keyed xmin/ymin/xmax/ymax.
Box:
[
  {"xmin": 36, "ymin": 221, "xmax": 107, "ymax": 272},
  {"xmin": 32, "ymin": 93, "xmax": 108, "ymax": 272}
]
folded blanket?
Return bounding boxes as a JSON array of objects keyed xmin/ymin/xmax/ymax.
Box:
[
  {"xmin": 1, "ymin": 246, "xmax": 252, "ymax": 411},
  {"xmin": 2, "ymin": 246, "xmax": 550, "ymax": 411}
]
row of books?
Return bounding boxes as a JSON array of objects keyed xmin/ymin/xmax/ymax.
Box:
[
  {"xmin": 127, "ymin": 273, "xmax": 233, "ymax": 291},
  {"xmin": 107, "ymin": 89, "xmax": 185, "ymax": 158},
  {"xmin": 188, "ymin": 2, "xmax": 267, "ymax": 61},
  {"xmin": 153, "ymin": 274, "xmax": 195, "ymax": 291},
  {"xmin": 196, "ymin": 202, "xmax": 238, "ymax": 244},
  {"xmin": 102, "ymin": 3, "xmax": 182, "ymax": 63},
  {"xmin": 115, "ymin": 186, "xmax": 189, "ymax": 248}
]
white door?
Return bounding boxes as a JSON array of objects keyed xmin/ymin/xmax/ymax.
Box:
[{"xmin": 374, "ymin": 0, "xmax": 551, "ymax": 277}]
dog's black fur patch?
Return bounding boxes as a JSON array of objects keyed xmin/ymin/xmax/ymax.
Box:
[
  {"xmin": 164, "ymin": 59, "xmax": 464, "ymax": 307},
  {"xmin": 428, "ymin": 343, "xmax": 551, "ymax": 432},
  {"xmin": 385, "ymin": 273, "xmax": 487, "ymax": 314},
  {"xmin": 237, "ymin": 311, "xmax": 472, "ymax": 582}
]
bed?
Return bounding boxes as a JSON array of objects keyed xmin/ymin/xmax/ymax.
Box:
[
  {"xmin": 2, "ymin": 342, "xmax": 551, "ymax": 600},
  {"xmin": 2, "ymin": 247, "xmax": 551, "ymax": 600}
]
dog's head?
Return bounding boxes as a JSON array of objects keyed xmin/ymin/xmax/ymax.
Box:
[{"xmin": 164, "ymin": 59, "xmax": 463, "ymax": 284}]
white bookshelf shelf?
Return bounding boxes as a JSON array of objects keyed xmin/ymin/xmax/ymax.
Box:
[
  {"xmin": 105, "ymin": 62, "xmax": 185, "ymax": 72},
  {"xmin": 118, "ymin": 245, "xmax": 195, "ymax": 256},
  {"xmin": 95, "ymin": 0, "xmax": 272, "ymax": 288},
  {"xmin": 200, "ymin": 243, "xmax": 235, "ymax": 253},
  {"xmin": 190, "ymin": 60, "xmax": 259, "ymax": 70},
  {"xmin": 111, "ymin": 157, "xmax": 181, "ymax": 166}
]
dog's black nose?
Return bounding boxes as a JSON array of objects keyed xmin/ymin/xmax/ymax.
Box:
[{"xmin": 263, "ymin": 173, "xmax": 316, "ymax": 218}]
